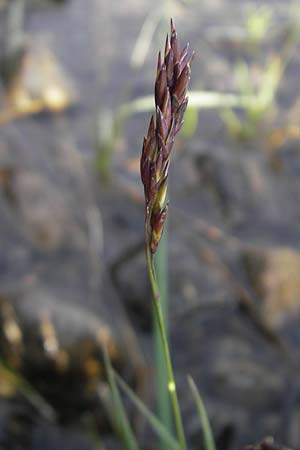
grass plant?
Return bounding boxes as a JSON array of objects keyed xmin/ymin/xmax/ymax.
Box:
[
  {"xmin": 104, "ymin": 19, "xmax": 218, "ymax": 450},
  {"xmin": 140, "ymin": 18, "xmax": 194, "ymax": 450}
]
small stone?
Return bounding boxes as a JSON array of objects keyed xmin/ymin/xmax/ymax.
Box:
[{"xmin": 242, "ymin": 246, "xmax": 300, "ymax": 329}]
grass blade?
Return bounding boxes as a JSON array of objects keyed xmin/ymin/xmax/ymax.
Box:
[
  {"xmin": 103, "ymin": 348, "xmax": 139, "ymax": 450},
  {"xmin": 114, "ymin": 370, "xmax": 181, "ymax": 450},
  {"xmin": 187, "ymin": 376, "xmax": 217, "ymax": 450}
]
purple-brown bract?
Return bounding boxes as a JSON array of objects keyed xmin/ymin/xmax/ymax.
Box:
[{"xmin": 141, "ymin": 18, "xmax": 194, "ymax": 254}]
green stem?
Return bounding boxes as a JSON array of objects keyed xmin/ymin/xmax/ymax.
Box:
[
  {"xmin": 145, "ymin": 219, "xmax": 187, "ymax": 450},
  {"xmin": 154, "ymin": 227, "xmax": 172, "ymax": 433}
]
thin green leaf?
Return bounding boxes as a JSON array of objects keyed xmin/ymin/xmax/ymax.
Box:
[
  {"xmin": 114, "ymin": 370, "xmax": 181, "ymax": 450},
  {"xmin": 187, "ymin": 376, "xmax": 217, "ymax": 450},
  {"xmin": 103, "ymin": 348, "xmax": 139, "ymax": 450}
]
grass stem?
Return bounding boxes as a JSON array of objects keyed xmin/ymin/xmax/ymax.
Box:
[
  {"xmin": 145, "ymin": 219, "xmax": 187, "ymax": 450},
  {"xmin": 154, "ymin": 226, "xmax": 172, "ymax": 434}
]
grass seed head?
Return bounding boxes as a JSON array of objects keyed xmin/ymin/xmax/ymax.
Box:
[{"xmin": 141, "ymin": 18, "xmax": 193, "ymax": 254}]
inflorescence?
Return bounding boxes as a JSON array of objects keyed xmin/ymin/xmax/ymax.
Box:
[{"xmin": 140, "ymin": 19, "xmax": 194, "ymax": 254}]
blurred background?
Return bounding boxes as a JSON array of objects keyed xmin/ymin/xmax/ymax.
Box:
[{"xmin": 0, "ymin": 0, "xmax": 300, "ymax": 449}]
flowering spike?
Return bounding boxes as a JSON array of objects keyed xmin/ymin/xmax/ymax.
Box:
[{"xmin": 141, "ymin": 19, "xmax": 193, "ymax": 253}]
